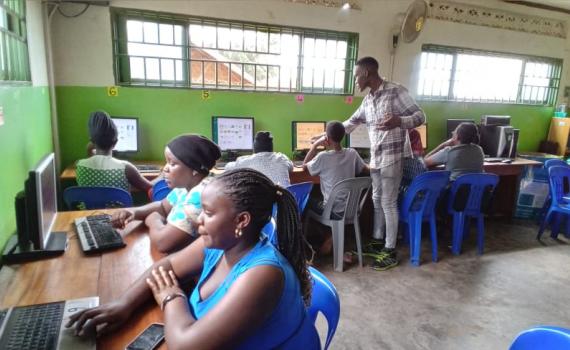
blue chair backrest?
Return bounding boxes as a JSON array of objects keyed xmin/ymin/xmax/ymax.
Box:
[
  {"xmin": 544, "ymin": 159, "xmax": 569, "ymax": 171},
  {"xmin": 400, "ymin": 171, "xmax": 450, "ymax": 218},
  {"xmin": 308, "ymin": 267, "xmax": 340, "ymax": 350},
  {"xmin": 152, "ymin": 179, "xmax": 172, "ymax": 201},
  {"xmin": 548, "ymin": 166, "xmax": 570, "ymax": 206},
  {"xmin": 63, "ymin": 186, "xmax": 133, "ymax": 210},
  {"xmin": 261, "ymin": 217, "xmax": 277, "ymax": 246},
  {"xmin": 447, "ymin": 173, "xmax": 499, "ymax": 215},
  {"xmin": 287, "ymin": 182, "xmax": 313, "ymax": 215},
  {"xmin": 510, "ymin": 326, "xmax": 570, "ymax": 350}
]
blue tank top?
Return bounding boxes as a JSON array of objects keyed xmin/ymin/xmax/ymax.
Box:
[{"xmin": 189, "ymin": 238, "xmax": 318, "ymax": 349}]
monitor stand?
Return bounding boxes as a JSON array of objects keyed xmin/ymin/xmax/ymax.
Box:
[{"xmin": 2, "ymin": 232, "xmax": 68, "ymax": 264}]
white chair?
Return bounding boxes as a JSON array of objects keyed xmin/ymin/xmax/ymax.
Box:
[{"xmin": 305, "ymin": 177, "xmax": 372, "ymax": 272}]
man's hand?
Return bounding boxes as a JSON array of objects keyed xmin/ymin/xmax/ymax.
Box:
[
  {"xmin": 378, "ymin": 114, "xmax": 402, "ymax": 131},
  {"xmin": 311, "ymin": 135, "xmax": 328, "ymax": 148},
  {"xmin": 310, "ymin": 132, "xmax": 326, "ymax": 143}
]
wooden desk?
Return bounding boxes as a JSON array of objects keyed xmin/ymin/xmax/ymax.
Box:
[{"xmin": 0, "ymin": 210, "xmax": 166, "ymax": 350}]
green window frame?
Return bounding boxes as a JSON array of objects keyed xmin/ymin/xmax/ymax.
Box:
[
  {"xmin": 418, "ymin": 44, "xmax": 562, "ymax": 106},
  {"xmin": 0, "ymin": 0, "xmax": 30, "ymax": 83},
  {"xmin": 111, "ymin": 8, "xmax": 359, "ymax": 94}
]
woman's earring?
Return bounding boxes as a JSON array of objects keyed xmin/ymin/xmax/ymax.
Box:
[
  {"xmin": 234, "ymin": 227, "xmax": 242, "ymax": 238},
  {"xmin": 192, "ymin": 170, "xmax": 198, "ymax": 176}
]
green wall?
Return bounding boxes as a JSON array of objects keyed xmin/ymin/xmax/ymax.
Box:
[
  {"xmin": 0, "ymin": 86, "xmax": 53, "ymax": 251},
  {"xmin": 56, "ymin": 86, "xmax": 554, "ymax": 168}
]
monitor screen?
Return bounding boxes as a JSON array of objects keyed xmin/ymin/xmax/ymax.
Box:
[
  {"xmin": 348, "ymin": 124, "xmax": 370, "ymax": 149},
  {"xmin": 112, "ymin": 117, "xmax": 139, "ymax": 152},
  {"xmin": 481, "ymin": 115, "xmax": 511, "ymax": 126},
  {"xmin": 292, "ymin": 121, "xmax": 326, "ymax": 151},
  {"xmin": 415, "ymin": 124, "xmax": 427, "ymax": 149},
  {"xmin": 212, "ymin": 116, "xmax": 254, "ymax": 151},
  {"xmin": 28, "ymin": 153, "xmax": 57, "ymax": 250}
]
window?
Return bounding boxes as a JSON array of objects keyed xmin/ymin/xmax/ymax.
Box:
[
  {"xmin": 418, "ymin": 45, "xmax": 562, "ymax": 106},
  {"xmin": 112, "ymin": 9, "xmax": 358, "ymax": 94},
  {"xmin": 0, "ymin": 0, "xmax": 30, "ymax": 82}
]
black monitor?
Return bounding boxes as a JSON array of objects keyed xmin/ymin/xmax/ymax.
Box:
[
  {"xmin": 347, "ymin": 124, "xmax": 370, "ymax": 149},
  {"xmin": 292, "ymin": 121, "xmax": 326, "ymax": 151},
  {"xmin": 111, "ymin": 116, "xmax": 139, "ymax": 153},
  {"xmin": 479, "ymin": 125, "xmax": 519, "ymax": 158},
  {"xmin": 212, "ymin": 116, "xmax": 254, "ymax": 154},
  {"xmin": 3, "ymin": 153, "xmax": 68, "ymax": 264},
  {"xmin": 481, "ymin": 115, "xmax": 511, "ymax": 126},
  {"xmin": 447, "ymin": 119, "xmax": 475, "ymax": 139}
]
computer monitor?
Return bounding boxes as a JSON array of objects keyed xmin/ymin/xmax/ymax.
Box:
[
  {"xmin": 479, "ymin": 125, "xmax": 519, "ymax": 158},
  {"xmin": 347, "ymin": 124, "xmax": 370, "ymax": 149},
  {"xmin": 415, "ymin": 124, "xmax": 428, "ymax": 150},
  {"xmin": 292, "ymin": 121, "xmax": 326, "ymax": 151},
  {"xmin": 447, "ymin": 119, "xmax": 475, "ymax": 139},
  {"xmin": 3, "ymin": 153, "xmax": 67, "ymax": 263},
  {"xmin": 481, "ymin": 115, "xmax": 511, "ymax": 126},
  {"xmin": 212, "ymin": 116, "xmax": 254, "ymax": 152},
  {"xmin": 111, "ymin": 117, "xmax": 139, "ymax": 153}
]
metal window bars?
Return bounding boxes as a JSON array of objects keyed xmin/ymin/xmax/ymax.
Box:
[{"xmin": 0, "ymin": 0, "xmax": 30, "ymax": 83}]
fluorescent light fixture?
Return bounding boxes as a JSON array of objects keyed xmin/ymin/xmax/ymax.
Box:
[{"xmin": 342, "ymin": 2, "xmax": 351, "ymax": 9}]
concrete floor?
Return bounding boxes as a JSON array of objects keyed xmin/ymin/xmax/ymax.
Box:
[{"xmin": 311, "ymin": 220, "xmax": 570, "ymax": 350}]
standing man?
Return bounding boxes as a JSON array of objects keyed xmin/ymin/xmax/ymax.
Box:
[{"xmin": 315, "ymin": 56, "xmax": 425, "ymax": 270}]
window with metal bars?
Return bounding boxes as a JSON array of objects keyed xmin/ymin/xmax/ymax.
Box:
[
  {"xmin": 112, "ymin": 8, "xmax": 358, "ymax": 94},
  {"xmin": 417, "ymin": 45, "xmax": 562, "ymax": 106},
  {"xmin": 0, "ymin": 0, "xmax": 30, "ymax": 83}
]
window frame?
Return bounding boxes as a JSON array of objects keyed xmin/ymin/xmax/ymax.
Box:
[
  {"xmin": 0, "ymin": 0, "xmax": 31, "ymax": 84},
  {"xmin": 111, "ymin": 8, "xmax": 359, "ymax": 95},
  {"xmin": 418, "ymin": 44, "xmax": 562, "ymax": 106}
]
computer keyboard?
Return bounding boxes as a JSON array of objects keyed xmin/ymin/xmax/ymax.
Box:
[
  {"xmin": 74, "ymin": 214, "xmax": 125, "ymax": 253},
  {"xmin": 136, "ymin": 164, "xmax": 161, "ymax": 173},
  {"xmin": 1, "ymin": 302, "xmax": 64, "ymax": 350}
]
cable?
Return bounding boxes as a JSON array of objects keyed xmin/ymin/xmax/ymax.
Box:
[{"xmin": 57, "ymin": 2, "xmax": 89, "ymax": 18}]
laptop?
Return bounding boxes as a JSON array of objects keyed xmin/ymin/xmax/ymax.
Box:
[{"xmin": 0, "ymin": 297, "xmax": 99, "ymax": 350}]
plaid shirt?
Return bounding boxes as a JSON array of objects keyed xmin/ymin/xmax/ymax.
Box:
[{"xmin": 344, "ymin": 80, "xmax": 426, "ymax": 169}]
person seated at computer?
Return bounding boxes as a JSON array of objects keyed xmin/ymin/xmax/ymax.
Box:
[
  {"xmin": 304, "ymin": 121, "xmax": 369, "ymax": 214},
  {"xmin": 224, "ymin": 131, "xmax": 293, "ymax": 187},
  {"xmin": 424, "ymin": 122, "xmax": 484, "ymax": 180},
  {"xmin": 67, "ymin": 169, "xmax": 319, "ymax": 349},
  {"xmin": 111, "ymin": 134, "xmax": 221, "ymax": 254},
  {"xmin": 76, "ymin": 111, "xmax": 153, "ymax": 193},
  {"xmin": 400, "ymin": 128, "xmax": 427, "ymax": 194}
]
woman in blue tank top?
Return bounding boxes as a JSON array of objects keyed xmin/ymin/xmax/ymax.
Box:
[{"xmin": 67, "ymin": 168, "xmax": 319, "ymax": 349}]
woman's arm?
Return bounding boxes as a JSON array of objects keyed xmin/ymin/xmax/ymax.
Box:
[
  {"xmin": 67, "ymin": 237, "xmax": 206, "ymax": 336},
  {"xmin": 162, "ymin": 265, "xmax": 284, "ymax": 350},
  {"xmin": 145, "ymin": 214, "xmax": 196, "ymax": 253},
  {"xmin": 111, "ymin": 199, "xmax": 172, "ymax": 229},
  {"xmin": 125, "ymin": 163, "xmax": 153, "ymax": 191},
  {"xmin": 425, "ymin": 138, "xmax": 454, "ymax": 159}
]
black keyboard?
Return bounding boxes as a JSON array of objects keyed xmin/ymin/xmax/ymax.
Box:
[
  {"xmin": 0, "ymin": 302, "xmax": 64, "ymax": 350},
  {"xmin": 74, "ymin": 214, "xmax": 126, "ymax": 253},
  {"xmin": 136, "ymin": 164, "xmax": 160, "ymax": 172}
]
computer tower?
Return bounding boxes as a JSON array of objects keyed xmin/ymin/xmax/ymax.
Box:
[
  {"xmin": 481, "ymin": 115, "xmax": 511, "ymax": 126},
  {"xmin": 506, "ymin": 128, "xmax": 519, "ymax": 158}
]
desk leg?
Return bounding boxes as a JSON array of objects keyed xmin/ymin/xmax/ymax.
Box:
[{"xmin": 491, "ymin": 175, "xmax": 518, "ymax": 221}]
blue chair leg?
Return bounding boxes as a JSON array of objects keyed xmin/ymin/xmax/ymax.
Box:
[
  {"xmin": 538, "ymin": 209, "xmax": 553, "ymax": 240},
  {"xmin": 429, "ymin": 213, "xmax": 438, "ymax": 262},
  {"xmin": 452, "ymin": 213, "xmax": 465, "ymax": 255},
  {"xmin": 551, "ymin": 212, "xmax": 561, "ymax": 239},
  {"xmin": 411, "ymin": 213, "xmax": 422, "ymax": 266},
  {"xmin": 476, "ymin": 215, "xmax": 485, "ymax": 255}
]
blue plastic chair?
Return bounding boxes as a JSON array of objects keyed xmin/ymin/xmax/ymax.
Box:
[
  {"xmin": 151, "ymin": 179, "xmax": 172, "ymax": 201},
  {"xmin": 308, "ymin": 267, "xmax": 340, "ymax": 350},
  {"xmin": 447, "ymin": 173, "xmax": 499, "ymax": 255},
  {"xmin": 539, "ymin": 160, "xmax": 570, "ymax": 235},
  {"xmin": 287, "ymin": 182, "xmax": 314, "ymax": 216},
  {"xmin": 261, "ymin": 217, "xmax": 277, "ymax": 246},
  {"xmin": 63, "ymin": 186, "xmax": 133, "ymax": 210},
  {"xmin": 538, "ymin": 166, "xmax": 570, "ymax": 239},
  {"xmin": 399, "ymin": 171, "xmax": 450, "ymax": 266},
  {"xmin": 510, "ymin": 326, "xmax": 570, "ymax": 350}
]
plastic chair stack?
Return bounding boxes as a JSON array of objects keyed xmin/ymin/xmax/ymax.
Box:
[
  {"xmin": 305, "ymin": 177, "xmax": 372, "ymax": 272},
  {"xmin": 63, "ymin": 186, "xmax": 133, "ymax": 210},
  {"xmin": 538, "ymin": 165, "xmax": 570, "ymax": 240},
  {"xmin": 447, "ymin": 173, "xmax": 499, "ymax": 255},
  {"xmin": 399, "ymin": 171, "xmax": 450, "ymax": 266},
  {"xmin": 510, "ymin": 326, "xmax": 570, "ymax": 350},
  {"xmin": 308, "ymin": 267, "xmax": 340, "ymax": 350}
]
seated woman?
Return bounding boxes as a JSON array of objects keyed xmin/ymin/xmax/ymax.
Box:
[
  {"xmin": 67, "ymin": 169, "xmax": 319, "ymax": 349},
  {"xmin": 77, "ymin": 111, "xmax": 152, "ymax": 192},
  {"xmin": 424, "ymin": 122, "xmax": 484, "ymax": 180},
  {"xmin": 111, "ymin": 134, "xmax": 221, "ymax": 254}
]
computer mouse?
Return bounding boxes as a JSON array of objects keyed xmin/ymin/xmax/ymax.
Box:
[{"xmin": 501, "ymin": 159, "xmax": 513, "ymax": 164}]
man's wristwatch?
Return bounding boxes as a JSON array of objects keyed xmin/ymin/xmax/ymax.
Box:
[{"xmin": 160, "ymin": 292, "xmax": 186, "ymax": 311}]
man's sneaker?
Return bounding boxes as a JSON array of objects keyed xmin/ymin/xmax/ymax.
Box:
[
  {"xmin": 372, "ymin": 249, "xmax": 398, "ymax": 271},
  {"xmin": 361, "ymin": 239, "xmax": 385, "ymax": 256}
]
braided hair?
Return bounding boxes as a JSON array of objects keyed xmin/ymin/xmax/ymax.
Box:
[{"xmin": 213, "ymin": 168, "xmax": 312, "ymax": 305}]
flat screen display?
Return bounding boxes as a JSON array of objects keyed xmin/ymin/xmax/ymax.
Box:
[
  {"xmin": 212, "ymin": 116, "xmax": 254, "ymax": 151},
  {"xmin": 292, "ymin": 121, "xmax": 326, "ymax": 150},
  {"xmin": 348, "ymin": 124, "xmax": 370, "ymax": 149},
  {"xmin": 33, "ymin": 153, "xmax": 57, "ymax": 249},
  {"xmin": 112, "ymin": 117, "xmax": 139, "ymax": 152}
]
